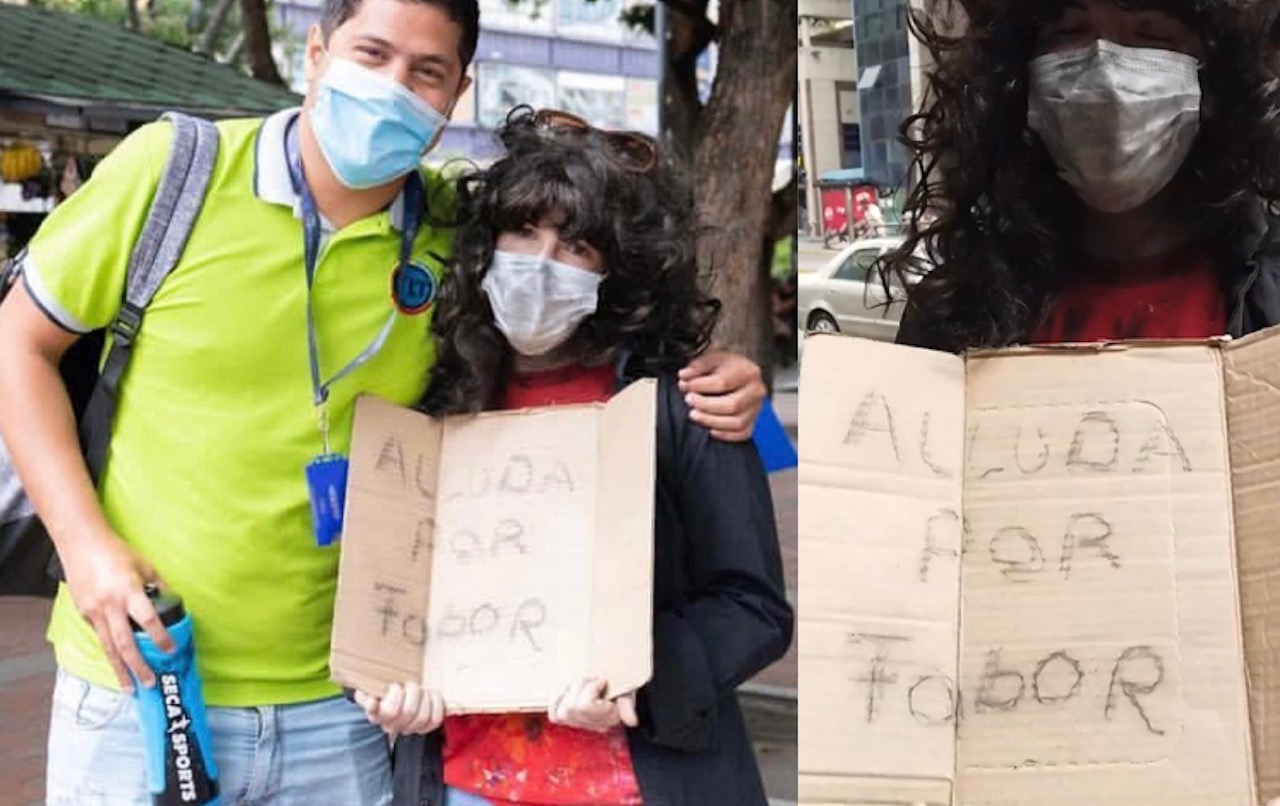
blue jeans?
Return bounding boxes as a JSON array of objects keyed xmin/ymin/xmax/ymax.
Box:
[
  {"xmin": 46, "ymin": 667, "xmax": 392, "ymax": 805},
  {"xmin": 443, "ymin": 788, "xmax": 494, "ymax": 806}
]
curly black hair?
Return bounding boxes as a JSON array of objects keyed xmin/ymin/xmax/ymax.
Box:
[
  {"xmin": 421, "ymin": 106, "xmax": 720, "ymax": 415},
  {"xmin": 887, "ymin": 0, "xmax": 1280, "ymax": 352}
]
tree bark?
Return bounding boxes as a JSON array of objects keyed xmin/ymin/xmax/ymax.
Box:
[
  {"xmin": 196, "ymin": 0, "xmax": 239, "ymax": 54},
  {"xmin": 224, "ymin": 31, "xmax": 246, "ymax": 64},
  {"xmin": 662, "ymin": 0, "xmax": 711, "ymax": 160},
  {"xmin": 239, "ymin": 0, "xmax": 286, "ymax": 85},
  {"xmin": 692, "ymin": 0, "xmax": 797, "ymax": 377},
  {"xmin": 125, "ymin": 0, "xmax": 141, "ymax": 31}
]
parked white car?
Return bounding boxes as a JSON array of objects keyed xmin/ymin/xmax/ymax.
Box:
[{"xmin": 798, "ymin": 236, "xmax": 923, "ymax": 341}]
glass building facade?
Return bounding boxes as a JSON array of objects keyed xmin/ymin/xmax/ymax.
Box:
[{"xmin": 851, "ymin": 0, "xmax": 912, "ymax": 189}]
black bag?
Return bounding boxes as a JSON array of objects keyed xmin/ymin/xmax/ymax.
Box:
[{"xmin": 0, "ymin": 112, "xmax": 220, "ymax": 596}]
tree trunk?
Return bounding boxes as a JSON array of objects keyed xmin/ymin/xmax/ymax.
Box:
[
  {"xmin": 239, "ymin": 0, "xmax": 285, "ymax": 85},
  {"xmin": 693, "ymin": 0, "xmax": 797, "ymax": 377},
  {"xmin": 196, "ymin": 0, "xmax": 238, "ymax": 54},
  {"xmin": 125, "ymin": 0, "xmax": 141, "ymax": 31},
  {"xmin": 224, "ymin": 31, "xmax": 246, "ymax": 64},
  {"xmin": 662, "ymin": 0, "xmax": 711, "ymax": 160}
]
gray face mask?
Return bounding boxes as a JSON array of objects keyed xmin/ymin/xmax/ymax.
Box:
[
  {"xmin": 481, "ymin": 249, "xmax": 602, "ymax": 356},
  {"xmin": 1027, "ymin": 40, "xmax": 1202, "ymax": 213}
]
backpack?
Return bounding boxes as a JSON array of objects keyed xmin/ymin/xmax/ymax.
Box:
[{"xmin": 0, "ymin": 112, "xmax": 220, "ymax": 597}]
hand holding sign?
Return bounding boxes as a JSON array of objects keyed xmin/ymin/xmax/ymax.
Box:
[
  {"xmin": 678, "ymin": 350, "xmax": 765, "ymax": 442},
  {"xmin": 354, "ymin": 681, "xmax": 445, "ymax": 736},
  {"xmin": 548, "ymin": 678, "xmax": 639, "ymax": 733}
]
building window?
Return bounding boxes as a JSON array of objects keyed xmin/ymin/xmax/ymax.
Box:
[
  {"xmin": 842, "ymin": 123, "xmax": 862, "ymax": 169},
  {"xmin": 558, "ymin": 71, "xmax": 628, "ymax": 129},
  {"xmin": 477, "ymin": 63, "xmax": 557, "ymax": 127},
  {"xmin": 557, "ymin": 0, "xmax": 621, "ymax": 26}
]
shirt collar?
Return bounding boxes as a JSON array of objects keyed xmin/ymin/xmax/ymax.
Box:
[{"xmin": 252, "ymin": 106, "xmax": 410, "ymax": 232}]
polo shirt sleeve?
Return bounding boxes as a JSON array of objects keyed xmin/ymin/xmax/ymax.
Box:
[{"xmin": 22, "ymin": 120, "xmax": 173, "ymax": 333}]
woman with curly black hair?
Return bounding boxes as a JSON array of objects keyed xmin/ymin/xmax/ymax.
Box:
[
  {"xmin": 421, "ymin": 106, "xmax": 721, "ymax": 415},
  {"xmin": 888, "ymin": 0, "xmax": 1280, "ymax": 351},
  {"xmin": 355, "ymin": 106, "xmax": 793, "ymax": 806}
]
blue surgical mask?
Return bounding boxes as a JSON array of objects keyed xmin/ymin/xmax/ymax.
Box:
[{"xmin": 309, "ymin": 57, "xmax": 448, "ymax": 189}]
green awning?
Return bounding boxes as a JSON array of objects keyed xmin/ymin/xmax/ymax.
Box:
[{"xmin": 0, "ymin": 4, "xmax": 299, "ymax": 121}]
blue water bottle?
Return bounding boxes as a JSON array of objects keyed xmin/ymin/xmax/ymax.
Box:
[{"xmin": 130, "ymin": 586, "xmax": 220, "ymax": 805}]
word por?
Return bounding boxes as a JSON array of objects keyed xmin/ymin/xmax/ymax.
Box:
[
  {"xmin": 917, "ymin": 510, "xmax": 1122, "ymax": 583},
  {"xmin": 401, "ymin": 518, "xmax": 532, "ymax": 564}
]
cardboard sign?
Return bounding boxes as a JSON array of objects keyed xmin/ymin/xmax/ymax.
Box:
[
  {"xmin": 330, "ymin": 380, "xmax": 657, "ymax": 713},
  {"xmin": 798, "ymin": 330, "xmax": 1280, "ymax": 806}
]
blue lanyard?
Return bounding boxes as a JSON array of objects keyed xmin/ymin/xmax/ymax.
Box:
[{"xmin": 284, "ymin": 119, "xmax": 424, "ymax": 425}]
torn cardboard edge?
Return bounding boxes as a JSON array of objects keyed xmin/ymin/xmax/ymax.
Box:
[
  {"xmin": 797, "ymin": 329, "xmax": 1280, "ymax": 805},
  {"xmin": 330, "ymin": 380, "xmax": 657, "ymax": 714},
  {"xmin": 965, "ymin": 334, "xmax": 1235, "ymax": 357}
]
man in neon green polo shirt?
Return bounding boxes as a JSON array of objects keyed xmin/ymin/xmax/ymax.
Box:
[{"xmin": 0, "ymin": 0, "xmax": 765, "ymax": 803}]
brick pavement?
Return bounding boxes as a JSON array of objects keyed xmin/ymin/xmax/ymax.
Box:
[{"xmin": 0, "ymin": 596, "xmax": 55, "ymax": 806}]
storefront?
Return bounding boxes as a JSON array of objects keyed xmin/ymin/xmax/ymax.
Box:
[{"xmin": 0, "ymin": 4, "xmax": 298, "ymax": 259}]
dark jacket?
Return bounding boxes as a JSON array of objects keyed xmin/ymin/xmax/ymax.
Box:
[
  {"xmin": 897, "ymin": 202, "xmax": 1280, "ymax": 350},
  {"xmin": 391, "ymin": 373, "xmax": 795, "ymax": 806}
]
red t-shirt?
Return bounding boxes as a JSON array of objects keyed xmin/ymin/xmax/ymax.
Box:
[
  {"xmin": 442, "ymin": 362, "xmax": 643, "ymax": 806},
  {"xmin": 1032, "ymin": 244, "xmax": 1227, "ymax": 343}
]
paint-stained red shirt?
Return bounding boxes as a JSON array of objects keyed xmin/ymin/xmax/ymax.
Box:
[
  {"xmin": 1032, "ymin": 245, "xmax": 1227, "ymax": 343},
  {"xmin": 442, "ymin": 361, "xmax": 643, "ymax": 806}
]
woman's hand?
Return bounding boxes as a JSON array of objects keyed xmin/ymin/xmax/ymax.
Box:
[
  {"xmin": 354, "ymin": 682, "xmax": 445, "ymax": 735},
  {"xmin": 678, "ymin": 351, "xmax": 766, "ymax": 442},
  {"xmin": 548, "ymin": 678, "xmax": 639, "ymax": 733}
]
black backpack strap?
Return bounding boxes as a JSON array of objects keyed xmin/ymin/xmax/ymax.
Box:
[{"xmin": 79, "ymin": 112, "xmax": 220, "ymax": 481}]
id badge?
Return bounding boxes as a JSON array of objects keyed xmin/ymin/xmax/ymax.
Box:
[{"xmin": 305, "ymin": 454, "xmax": 349, "ymax": 547}]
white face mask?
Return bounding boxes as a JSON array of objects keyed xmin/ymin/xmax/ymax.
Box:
[
  {"xmin": 1027, "ymin": 40, "xmax": 1202, "ymax": 213},
  {"xmin": 481, "ymin": 249, "xmax": 602, "ymax": 356}
]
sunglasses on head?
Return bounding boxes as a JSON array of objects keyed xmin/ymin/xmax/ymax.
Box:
[{"xmin": 532, "ymin": 108, "xmax": 659, "ymax": 174}]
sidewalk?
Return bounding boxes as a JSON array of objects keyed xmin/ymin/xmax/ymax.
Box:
[
  {"xmin": 0, "ymin": 596, "xmax": 55, "ymax": 805},
  {"xmin": 796, "ymin": 233, "xmax": 828, "ymax": 255},
  {"xmin": 0, "ymin": 378, "xmax": 800, "ymax": 804}
]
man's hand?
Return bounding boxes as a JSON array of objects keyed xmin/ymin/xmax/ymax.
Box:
[
  {"xmin": 354, "ymin": 682, "xmax": 445, "ymax": 735},
  {"xmin": 678, "ymin": 350, "xmax": 766, "ymax": 442},
  {"xmin": 62, "ymin": 532, "xmax": 171, "ymax": 693},
  {"xmin": 548, "ymin": 678, "xmax": 639, "ymax": 733}
]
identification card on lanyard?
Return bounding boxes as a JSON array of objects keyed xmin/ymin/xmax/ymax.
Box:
[{"xmin": 286, "ymin": 118, "xmax": 424, "ymax": 546}]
